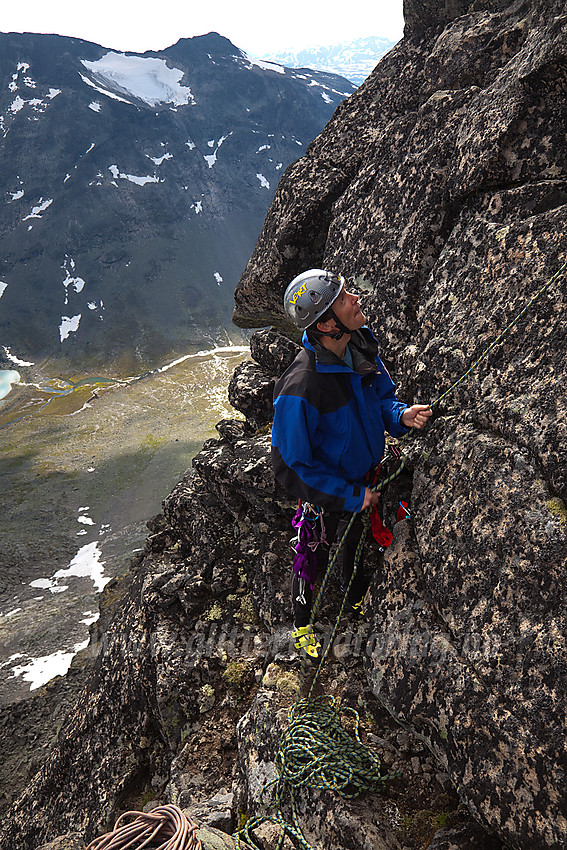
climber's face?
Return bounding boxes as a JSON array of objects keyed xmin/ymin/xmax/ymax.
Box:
[{"xmin": 330, "ymin": 286, "xmax": 366, "ymax": 332}]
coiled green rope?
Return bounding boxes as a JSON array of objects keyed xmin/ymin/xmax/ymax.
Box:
[
  {"xmin": 237, "ymin": 695, "xmax": 399, "ymax": 850},
  {"xmin": 277, "ymin": 695, "xmax": 398, "ymax": 797}
]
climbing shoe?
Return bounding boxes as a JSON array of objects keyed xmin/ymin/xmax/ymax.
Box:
[
  {"xmin": 292, "ymin": 624, "xmax": 321, "ymax": 660},
  {"xmin": 349, "ymin": 598, "xmax": 365, "ymax": 619}
]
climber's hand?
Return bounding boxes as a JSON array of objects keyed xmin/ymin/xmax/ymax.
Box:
[
  {"xmin": 361, "ymin": 487, "xmax": 380, "ymax": 511},
  {"xmin": 401, "ymin": 404, "xmax": 432, "ymax": 429}
]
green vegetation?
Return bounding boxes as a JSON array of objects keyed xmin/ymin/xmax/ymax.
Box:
[
  {"xmin": 397, "ymin": 801, "xmax": 458, "ymax": 845},
  {"xmin": 222, "ymin": 660, "xmax": 252, "ymax": 693},
  {"xmin": 204, "ymin": 602, "xmax": 223, "ymax": 621},
  {"xmin": 198, "ymin": 684, "xmax": 215, "ymax": 713},
  {"xmin": 547, "ymin": 497, "xmax": 567, "ymax": 524},
  {"xmin": 140, "ymin": 433, "xmax": 168, "ymax": 451},
  {"xmin": 262, "ymin": 664, "xmax": 299, "ymax": 696},
  {"xmin": 234, "ymin": 593, "xmax": 259, "ymax": 625}
]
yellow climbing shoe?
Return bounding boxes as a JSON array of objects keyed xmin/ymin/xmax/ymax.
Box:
[
  {"xmin": 292, "ymin": 625, "xmax": 321, "ymax": 659},
  {"xmin": 350, "ymin": 599, "xmax": 365, "ymax": 618}
]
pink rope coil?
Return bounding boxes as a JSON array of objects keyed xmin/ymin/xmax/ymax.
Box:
[{"xmin": 85, "ymin": 804, "xmax": 203, "ymax": 850}]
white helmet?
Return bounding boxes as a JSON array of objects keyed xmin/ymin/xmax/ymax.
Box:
[{"xmin": 283, "ymin": 269, "xmax": 343, "ymax": 330}]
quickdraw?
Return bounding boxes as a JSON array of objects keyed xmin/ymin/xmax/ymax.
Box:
[{"xmin": 290, "ymin": 500, "xmax": 327, "ymax": 591}]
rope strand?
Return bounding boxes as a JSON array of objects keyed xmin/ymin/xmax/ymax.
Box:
[{"xmin": 85, "ymin": 805, "xmax": 203, "ymax": 850}]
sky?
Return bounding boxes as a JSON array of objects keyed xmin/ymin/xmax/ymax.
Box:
[{"xmin": 1, "ymin": 0, "xmax": 405, "ymax": 57}]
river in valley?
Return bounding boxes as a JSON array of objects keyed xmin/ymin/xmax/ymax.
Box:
[{"xmin": 0, "ymin": 343, "xmax": 249, "ymax": 704}]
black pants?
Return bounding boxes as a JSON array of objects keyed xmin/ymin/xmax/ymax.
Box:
[{"xmin": 292, "ymin": 511, "xmax": 369, "ymax": 628}]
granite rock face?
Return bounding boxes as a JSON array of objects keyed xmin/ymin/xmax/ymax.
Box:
[{"xmin": 232, "ymin": 0, "xmax": 567, "ymax": 847}]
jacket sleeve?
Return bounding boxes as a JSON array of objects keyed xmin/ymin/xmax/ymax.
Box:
[
  {"xmin": 271, "ymin": 392, "xmax": 365, "ymax": 513},
  {"xmin": 374, "ymin": 355, "xmax": 409, "ymax": 438}
]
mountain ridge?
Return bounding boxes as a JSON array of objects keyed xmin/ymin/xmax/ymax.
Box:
[
  {"xmin": 0, "ymin": 30, "xmax": 354, "ymax": 368},
  {"xmin": 259, "ymin": 35, "xmax": 397, "ymax": 85}
]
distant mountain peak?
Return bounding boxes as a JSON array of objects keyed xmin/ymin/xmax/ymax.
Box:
[
  {"xmin": 0, "ymin": 30, "xmax": 355, "ymax": 365},
  {"xmin": 258, "ymin": 35, "xmax": 397, "ymax": 86}
]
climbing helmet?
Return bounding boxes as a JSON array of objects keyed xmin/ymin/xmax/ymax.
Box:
[{"xmin": 284, "ymin": 269, "xmax": 344, "ymax": 330}]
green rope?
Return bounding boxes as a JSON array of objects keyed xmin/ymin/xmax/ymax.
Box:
[
  {"xmin": 419, "ymin": 257, "xmax": 567, "ymax": 416},
  {"xmin": 236, "ymin": 696, "xmax": 399, "ymax": 850},
  {"xmin": 277, "ymin": 695, "xmax": 397, "ymax": 796},
  {"xmin": 235, "ymin": 259, "xmax": 566, "ymax": 850}
]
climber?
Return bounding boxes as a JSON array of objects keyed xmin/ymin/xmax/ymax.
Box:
[{"xmin": 271, "ymin": 269, "xmax": 432, "ymax": 658}]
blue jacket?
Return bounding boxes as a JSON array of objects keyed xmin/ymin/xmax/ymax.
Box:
[{"xmin": 271, "ymin": 327, "xmax": 408, "ymax": 513}]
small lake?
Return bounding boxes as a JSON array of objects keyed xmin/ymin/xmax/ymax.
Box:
[
  {"xmin": 0, "ymin": 370, "xmax": 20, "ymax": 401},
  {"xmin": 0, "ymin": 344, "xmax": 248, "ymax": 703}
]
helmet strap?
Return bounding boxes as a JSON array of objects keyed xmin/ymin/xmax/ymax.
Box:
[{"xmin": 315, "ymin": 308, "xmax": 351, "ymax": 340}]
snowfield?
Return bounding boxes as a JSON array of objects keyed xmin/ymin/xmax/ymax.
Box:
[{"xmin": 80, "ymin": 52, "xmax": 195, "ymax": 107}]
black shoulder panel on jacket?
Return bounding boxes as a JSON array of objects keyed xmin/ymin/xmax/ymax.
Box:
[{"xmin": 273, "ymin": 349, "xmax": 352, "ymax": 415}]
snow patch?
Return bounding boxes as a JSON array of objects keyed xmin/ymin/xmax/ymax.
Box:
[
  {"xmin": 9, "ymin": 188, "xmax": 24, "ymax": 201},
  {"xmin": 214, "ymin": 272, "xmax": 223, "ymax": 286},
  {"xmin": 48, "ymin": 88, "xmax": 61, "ymax": 99},
  {"xmin": 81, "ymin": 611, "xmax": 99, "ymax": 626},
  {"xmin": 23, "ymin": 197, "xmax": 53, "ymax": 221},
  {"xmin": 88, "ymin": 101, "xmax": 101, "ymax": 112},
  {"xmin": 108, "ymin": 164, "xmax": 159, "ymax": 186},
  {"xmin": 9, "ymin": 96, "xmax": 25, "ymax": 113},
  {"xmin": 60, "ymin": 314, "xmax": 81, "ymax": 342},
  {"xmin": 203, "ymin": 133, "xmax": 232, "ymax": 168},
  {"xmin": 53, "ymin": 541, "xmax": 110, "ymax": 593},
  {"xmin": 0, "ymin": 282, "xmax": 7, "ymax": 298},
  {"xmin": 2, "ymin": 347, "xmax": 33, "ymax": 367},
  {"xmin": 246, "ymin": 57, "xmax": 286, "ymax": 75},
  {"xmin": 256, "ymin": 173, "xmax": 270, "ymax": 189},
  {"xmin": 62, "ymin": 257, "xmax": 86, "ymax": 304},
  {"xmin": 148, "ymin": 152, "xmax": 173, "ymax": 165},
  {"xmin": 12, "ymin": 641, "xmax": 89, "ymax": 691},
  {"xmin": 80, "ymin": 52, "xmax": 195, "ymax": 107},
  {"xmin": 79, "ymin": 73, "xmax": 131, "ymax": 104}
]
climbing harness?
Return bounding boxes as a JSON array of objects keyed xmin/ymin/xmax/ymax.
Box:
[
  {"xmin": 235, "ymin": 260, "xmax": 567, "ymax": 850},
  {"xmin": 290, "ymin": 501, "xmax": 328, "ymax": 658},
  {"xmin": 85, "ymin": 804, "xmax": 202, "ymax": 850}
]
